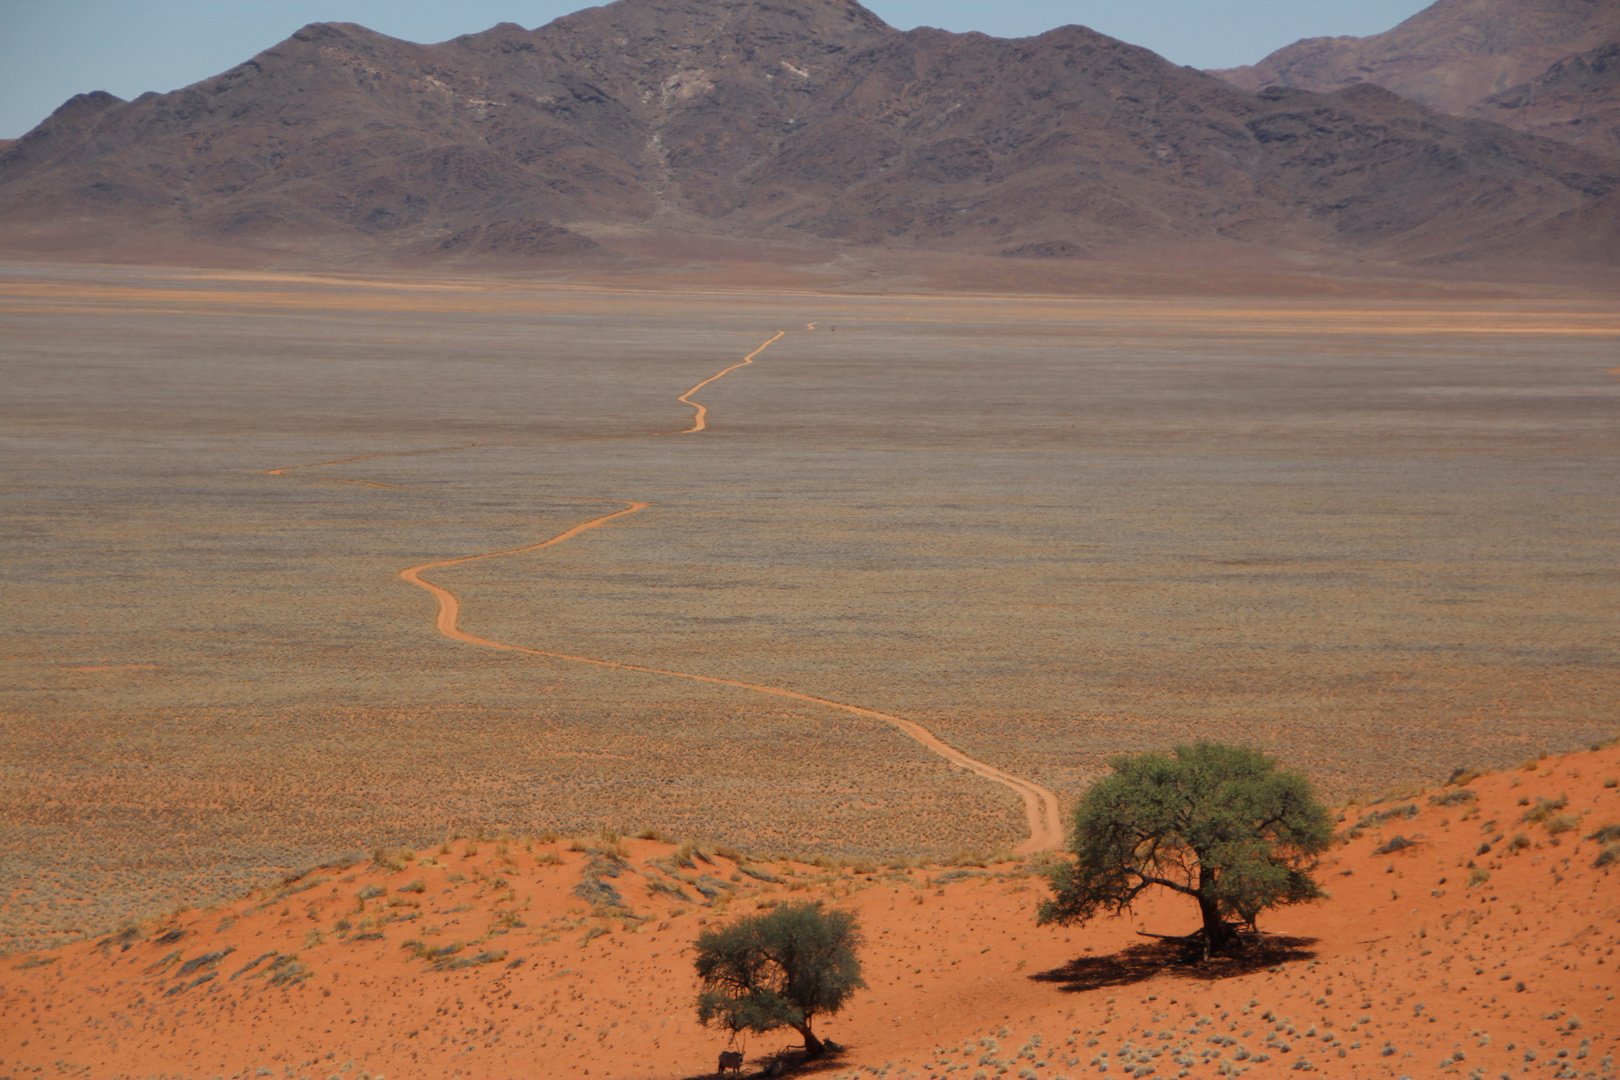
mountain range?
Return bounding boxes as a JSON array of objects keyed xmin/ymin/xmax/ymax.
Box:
[
  {"xmin": 1213, "ymin": 0, "xmax": 1620, "ymax": 161},
  {"xmin": 2, "ymin": 0, "xmax": 1616, "ymax": 271}
]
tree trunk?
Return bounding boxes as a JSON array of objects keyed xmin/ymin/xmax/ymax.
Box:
[
  {"xmin": 1196, "ymin": 894, "xmax": 1233, "ymax": 960},
  {"xmin": 792, "ymin": 1022, "xmax": 825, "ymax": 1059}
]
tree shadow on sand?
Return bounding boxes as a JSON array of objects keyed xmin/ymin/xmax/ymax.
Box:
[
  {"xmin": 1030, "ymin": 934, "xmax": 1318, "ymax": 994},
  {"xmin": 668, "ymin": 1043, "xmax": 852, "ymax": 1080}
]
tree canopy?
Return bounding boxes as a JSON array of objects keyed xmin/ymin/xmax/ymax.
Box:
[
  {"xmin": 694, "ymin": 900, "xmax": 864, "ymax": 1058},
  {"xmin": 1038, "ymin": 741, "xmax": 1334, "ymax": 957}
]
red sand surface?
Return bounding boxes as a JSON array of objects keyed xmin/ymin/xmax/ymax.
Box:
[{"xmin": 2, "ymin": 744, "xmax": 1616, "ymax": 1080}]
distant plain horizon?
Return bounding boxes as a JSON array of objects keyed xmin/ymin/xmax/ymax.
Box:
[{"xmin": 0, "ymin": 0, "xmax": 1433, "ymax": 140}]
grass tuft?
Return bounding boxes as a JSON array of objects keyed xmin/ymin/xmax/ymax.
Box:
[{"xmin": 372, "ymin": 847, "xmax": 413, "ymax": 873}]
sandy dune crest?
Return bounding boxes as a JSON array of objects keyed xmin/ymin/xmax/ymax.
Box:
[{"xmin": 1, "ymin": 743, "xmax": 1614, "ymax": 1079}]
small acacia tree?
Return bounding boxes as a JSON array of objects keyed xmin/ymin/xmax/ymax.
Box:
[
  {"xmin": 694, "ymin": 900, "xmax": 864, "ymax": 1058},
  {"xmin": 1038, "ymin": 741, "xmax": 1333, "ymax": 958}
]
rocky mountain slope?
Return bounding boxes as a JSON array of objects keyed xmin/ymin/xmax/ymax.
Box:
[
  {"xmin": 2, "ymin": 0, "xmax": 1616, "ymax": 269},
  {"xmin": 1214, "ymin": 0, "xmax": 1620, "ymax": 160},
  {"xmin": 1465, "ymin": 39, "xmax": 1620, "ymax": 160}
]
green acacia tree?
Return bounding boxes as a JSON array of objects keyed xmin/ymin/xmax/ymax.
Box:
[
  {"xmin": 694, "ymin": 900, "xmax": 864, "ymax": 1058},
  {"xmin": 1038, "ymin": 741, "xmax": 1334, "ymax": 958}
]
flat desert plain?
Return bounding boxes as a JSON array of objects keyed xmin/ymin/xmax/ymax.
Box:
[{"xmin": 2, "ymin": 262, "xmax": 1618, "ymax": 958}]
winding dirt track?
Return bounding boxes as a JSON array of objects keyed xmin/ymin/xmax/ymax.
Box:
[
  {"xmin": 672, "ymin": 330, "xmax": 784, "ymax": 434},
  {"xmin": 290, "ymin": 330, "xmax": 1064, "ymax": 852}
]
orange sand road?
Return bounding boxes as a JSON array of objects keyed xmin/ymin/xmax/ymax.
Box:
[
  {"xmin": 399, "ymin": 499, "xmax": 1063, "ymax": 853},
  {"xmin": 260, "ymin": 329, "xmax": 785, "ymax": 482},
  {"xmin": 673, "ymin": 329, "xmax": 785, "ymax": 433},
  {"xmin": 263, "ymin": 445, "xmax": 480, "ymax": 487},
  {"xmin": 275, "ymin": 330, "xmax": 1063, "ymax": 851}
]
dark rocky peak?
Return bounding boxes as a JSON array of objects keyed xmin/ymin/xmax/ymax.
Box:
[{"xmin": 1, "ymin": 91, "xmax": 128, "ymax": 168}]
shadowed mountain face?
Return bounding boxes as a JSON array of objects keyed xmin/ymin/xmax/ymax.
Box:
[
  {"xmin": 1466, "ymin": 40, "xmax": 1620, "ymax": 160},
  {"xmin": 1213, "ymin": 0, "xmax": 1620, "ymax": 161},
  {"xmin": 2, "ymin": 0, "xmax": 1616, "ymax": 267}
]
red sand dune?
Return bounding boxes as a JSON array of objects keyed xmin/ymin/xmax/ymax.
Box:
[{"xmin": 2, "ymin": 742, "xmax": 1616, "ymax": 1079}]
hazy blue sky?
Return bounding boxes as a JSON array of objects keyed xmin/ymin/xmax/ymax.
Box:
[{"xmin": 0, "ymin": 1, "xmax": 1433, "ymax": 139}]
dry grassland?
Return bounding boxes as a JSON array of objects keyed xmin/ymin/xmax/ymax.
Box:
[{"xmin": 2, "ymin": 263, "xmax": 1617, "ymax": 952}]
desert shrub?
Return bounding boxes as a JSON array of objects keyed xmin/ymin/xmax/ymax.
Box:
[
  {"xmin": 434, "ymin": 948, "xmax": 506, "ymax": 972},
  {"xmin": 1468, "ymin": 867, "xmax": 1490, "ymax": 888},
  {"xmin": 356, "ymin": 884, "xmax": 385, "ymax": 901},
  {"xmin": 1587, "ymin": 823, "xmax": 1620, "ymax": 844},
  {"xmin": 403, "ymin": 939, "xmax": 459, "ymax": 961},
  {"xmin": 1544, "ymin": 814, "xmax": 1580, "ymax": 836},
  {"xmin": 261, "ymin": 955, "xmax": 310, "ymax": 986},
  {"xmin": 645, "ymin": 876, "xmax": 692, "ymax": 903},
  {"xmin": 691, "ymin": 874, "xmax": 732, "ymax": 901},
  {"xmin": 573, "ymin": 851, "xmax": 631, "ymax": 912},
  {"xmin": 1522, "ymin": 795, "xmax": 1568, "ymax": 824},
  {"xmin": 1373, "ymin": 835, "xmax": 1415, "ymax": 856},
  {"xmin": 1594, "ymin": 845, "xmax": 1619, "ymax": 869},
  {"xmin": 399, "ymin": 878, "xmax": 426, "ymax": 894},
  {"xmin": 372, "ymin": 848, "xmax": 413, "ymax": 873},
  {"xmin": 1351, "ymin": 804, "xmax": 1419, "ymax": 836},
  {"xmin": 173, "ymin": 948, "xmax": 231, "ymax": 976},
  {"xmin": 1429, "ymin": 790, "xmax": 1477, "ymax": 807},
  {"xmin": 1604, "ymin": 777, "xmax": 1618, "ymax": 789},
  {"xmin": 636, "ymin": 827, "xmax": 672, "ymax": 842},
  {"xmin": 1447, "ymin": 767, "xmax": 1483, "ymax": 787},
  {"xmin": 1507, "ymin": 832, "xmax": 1532, "ymax": 852}
]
